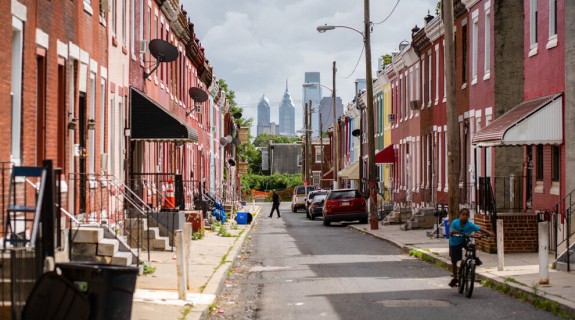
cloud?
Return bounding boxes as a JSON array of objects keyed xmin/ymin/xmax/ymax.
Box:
[{"xmin": 183, "ymin": 0, "xmax": 438, "ymax": 135}]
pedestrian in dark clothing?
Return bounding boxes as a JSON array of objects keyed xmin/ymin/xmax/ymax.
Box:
[{"xmin": 269, "ymin": 190, "xmax": 281, "ymax": 218}]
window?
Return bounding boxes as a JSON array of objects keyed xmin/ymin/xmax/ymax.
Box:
[
  {"xmin": 536, "ymin": 145, "xmax": 544, "ymax": 180},
  {"xmin": 11, "ymin": 19, "xmax": 24, "ymax": 166},
  {"xmin": 435, "ymin": 45, "xmax": 439, "ymax": 103},
  {"xmin": 315, "ymin": 146, "xmax": 322, "ymax": 163},
  {"xmin": 312, "ymin": 171, "xmax": 321, "ymax": 187},
  {"xmin": 109, "ymin": 96, "xmax": 116, "ymax": 175},
  {"xmin": 58, "ymin": 63, "xmax": 66, "ymax": 170},
  {"xmin": 552, "ymin": 146, "xmax": 560, "ymax": 181},
  {"xmin": 428, "ymin": 52, "xmax": 432, "ymax": 106},
  {"xmin": 484, "ymin": 3, "xmax": 491, "ymax": 76},
  {"xmin": 111, "ymin": 0, "xmax": 117, "ymax": 35},
  {"xmin": 131, "ymin": 0, "xmax": 135, "ymax": 54},
  {"xmin": 462, "ymin": 23, "xmax": 468, "ymax": 84},
  {"xmin": 297, "ymin": 155, "xmax": 302, "ymax": 167},
  {"xmin": 100, "ymin": 79, "xmax": 106, "ymax": 155},
  {"xmin": 472, "ymin": 11, "xmax": 478, "ymax": 83},
  {"xmin": 530, "ymin": 0, "xmax": 538, "ymax": 48},
  {"xmin": 548, "ymin": 0, "xmax": 558, "ymax": 48},
  {"xmin": 122, "ymin": 0, "xmax": 126, "ymax": 44}
]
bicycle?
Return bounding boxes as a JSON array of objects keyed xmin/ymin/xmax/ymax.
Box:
[{"xmin": 455, "ymin": 232, "xmax": 489, "ymax": 298}]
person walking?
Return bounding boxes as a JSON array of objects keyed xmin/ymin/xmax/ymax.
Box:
[{"xmin": 269, "ymin": 190, "xmax": 281, "ymax": 218}]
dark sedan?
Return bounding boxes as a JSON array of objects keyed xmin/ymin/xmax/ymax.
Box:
[{"xmin": 308, "ymin": 194, "xmax": 327, "ymax": 220}]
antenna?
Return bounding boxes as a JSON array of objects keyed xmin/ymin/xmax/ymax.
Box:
[{"xmin": 144, "ymin": 39, "xmax": 179, "ymax": 79}]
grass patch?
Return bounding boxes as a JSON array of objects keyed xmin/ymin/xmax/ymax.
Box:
[
  {"xmin": 218, "ymin": 226, "xmax": 234, "ymax": 237},
  {"xmin": 422, "ymin": 248, "xmax": 431, "ymax": 252},
  {"xmin": 179, "ymin": 304, "xmax": 193, "ymax": 320},
  {"xmin": 504, "ymin": 277, "xmax": 527, "ymax": 286},
  {"xmin": 409, "ymin": 249, "xmax": 437, "ymax": 264},
  {"xmin": 208, "ymin": 301, "xmax": 218, "ymax": 314},
  {"xmin": 192, "ymin": 231, "xmax": 203, "ymax": 240},
  {"xmin": 481, "ymin": 279, "xmax": 572, "ymax": 319}
]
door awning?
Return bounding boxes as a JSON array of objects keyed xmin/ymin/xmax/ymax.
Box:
[
  {"xmin": 322, "ymin": 169, "xmax": 333, "ymax": 180},
  {"xmin": 338, "ymin": 161, "xmax": 359, "ymax": 180},
  {"xmin": 130, "ymin": 88, "xmax": 199, "ymax": 142},
  {"xmin": 472, "ymin": 93, "xmax": 562, "ymax": 147},
  {"xmin": 375, "ymin": 144, "xmax": 396, "ymax": 164}
]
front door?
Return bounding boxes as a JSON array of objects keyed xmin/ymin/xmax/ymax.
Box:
[
  {"xmin": 79, "ymin": 93, "xmax": 87, "ymax": 213},
  {"xmin": 526, "ymin": 146, "xmax": 533, "ymax": 209}
]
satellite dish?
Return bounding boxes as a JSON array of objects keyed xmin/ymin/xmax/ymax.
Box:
[
  {"xmin": 233, "ymin": 112, "xmax": 242, "ymax": 119},
  {"xmin": 189, "ymin": 87, "xmax": 209, "ymax": 103},
  {"xmin": 149, "ymin": 39, "xmax": 179, "ymax": 63},
  {"xmin": 226, "ymin": 135, "xmax": 233, "ymax": 143},
  {"xmin": 228, "ymin": 159, "xmax": 236, "ymax": 167},
  {"xmin": 352, "ymin": 129, "xmax": 362, "ymax": 137},
  {"xmin": 219, "ymin": 137, "xmax": 229, "ymax": 145}
]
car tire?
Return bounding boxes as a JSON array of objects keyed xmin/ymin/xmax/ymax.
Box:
[
  {"xmin": 359, "ymin": 217, "xmax": 368, "ymax": 224},
  {"xmin": 310, "ymin": 212, "xmax": 315, "ymax": 221},
  {"xmin": 323, "ymin": 218, "xmax": 330, "ymax": 226},
  {"xmin": 306, "ymin": 209, "xmax": 311, "ymax": 220},
  {"xmin": 291, "ymin": 206, "xmax": 296, "ymax": 213}
]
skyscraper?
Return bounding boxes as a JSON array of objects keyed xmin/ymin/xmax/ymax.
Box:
[
  {"xmin": 302, "ymin": 72, "xmax": 322, "ymax": 137},
  {"xmin": 257, "ymin": 95, "xmax": 271, "ymax": 135},
  {"xmin": 279, "ymin": 79, "xmax": 295, "ymax": 135}
]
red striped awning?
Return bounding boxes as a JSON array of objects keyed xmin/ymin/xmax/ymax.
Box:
[
  {"xmin": 472, "ymin": 93, "xmax": 563, "ymax": 147},
  {"xmin": 375, "ymin": 145, "xmax": 395, "ymax": 164}
]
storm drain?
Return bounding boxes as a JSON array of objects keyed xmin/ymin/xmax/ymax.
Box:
[{"xmin": 374, "ymin": 299, "xmax": 452, "ymax": 307}]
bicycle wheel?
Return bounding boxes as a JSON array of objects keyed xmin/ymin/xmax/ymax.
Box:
[
  {"xmin": 465, "ymin": 261, "xmax": 476, "ymax": 298},
  {"xmin": 457, "ymin": 261, "xmax": 466, "ymax": 294}
]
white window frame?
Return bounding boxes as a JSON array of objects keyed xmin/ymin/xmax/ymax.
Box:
[
  {"xmin": 529, "ymin": 0, "xmax": 538, "ymax": 56},
  {"xmin": 109, "ymin": 95, "xmax": 116, "ymax": 175},
  {"xmin": 428, "ymin": 51, "xmax": 432, "ymax": 107},
  {"xmin": 122, "ymin": 0, "xmax": 126, "ymax": 44},
  {"xmin": 99, "ymin": 79, "xmax": 106, "ymax": 155},
  {"xmin": 315, "ymin": 146, "xmax": 322, "ymax": 163},
  {"xmin": 111, "ymin": 0, "xmax": 117, "ymax": 36},
  {"xmin": 443, "ymin": 40, "xmax": 446, "ymax": 102},
  {"xmin": 547, "ymin": 0, "xmax": 558, "ymax": 49},
  {"xmin": 130, "ymin": 0, "xmax": 135, "ymax": 56},
  {"xmin": 484, "ymin": 2, "xmax": 491, "ymax": 79},
  {"xmin": 11, "ymin": 17, "xmax": 24, "ymax": 166},
  {"xmin": 471, "ymin": 10, "xmax": 479, "ymax": 84},
  {"xmin": 434, "ymin": 44, "xmax": 439, "ymax": 105}
]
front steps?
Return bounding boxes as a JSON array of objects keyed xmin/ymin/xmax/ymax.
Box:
[
  {"xmin": 126, "ymin": 218, "xmax": 171, "ymax": 251},
  {"xmin": 71, "ymin": 227, "xmax": 133, "ymax": 266},
  {"xmin": 400, "ymin": 207, "xmax": 437, "ymax": 231}
]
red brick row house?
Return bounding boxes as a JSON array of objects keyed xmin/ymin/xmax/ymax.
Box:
[{"xmin": 378, "ymin": 0, "xmax": 570, "ymax": 254}]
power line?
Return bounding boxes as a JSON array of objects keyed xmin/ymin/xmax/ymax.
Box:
[
  {"xmin": 338, "ymin": 46, "xmax": 365, "ymax": 80},
  {"xmin": 373, "ymin": 0, "xmax": 401, "ymax": 25}
]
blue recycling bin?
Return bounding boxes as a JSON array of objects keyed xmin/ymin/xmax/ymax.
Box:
[
  {"xmin": 236, "ymin": 212, "xmax": 248, "ymax": 224},
  {"xmin": 443, "ymin": 217, "xmax": 449, "ymax": 238}
]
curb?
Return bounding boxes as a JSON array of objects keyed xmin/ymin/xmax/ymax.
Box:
[
  {"xmin": 199, "ymin": 205, "xmax": 263, "ymax": 319},
  {"xmin": 349, "ymin": 225, "xmax": 575, "ymax": 319}
]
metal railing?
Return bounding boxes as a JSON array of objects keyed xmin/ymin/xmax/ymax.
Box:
[{"xmin": 549, "ymin": 188, "xmax": 575, "ymax": 271}]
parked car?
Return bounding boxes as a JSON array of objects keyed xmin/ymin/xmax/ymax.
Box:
[
  {"xmin": 305, "ymin": 190, "xmax": 329, "ymax": 218},
  {"xmin": 291, "ymin": 185, "xmax": 316, "ymax": 212},
  {"xmin": 308, "ymin": 194, "xmax": 327, "ymax": 220},
  {"xmin": 322, "ymin": 189, "xmax": 368, "ymax": 226}
]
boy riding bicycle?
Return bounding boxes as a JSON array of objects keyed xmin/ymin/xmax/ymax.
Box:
[{"xmin": 448, "ymin": 208, "xmax": 491, "ymax": 288}]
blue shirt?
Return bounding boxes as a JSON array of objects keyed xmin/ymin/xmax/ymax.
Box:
[{"xmin": 449, "ymin": 218, "xmax": 481, "ymax": 246}]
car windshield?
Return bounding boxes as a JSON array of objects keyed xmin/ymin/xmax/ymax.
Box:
[
  {"xmin": 313, "ymin": 195, "xmax": 327, "ymax": 202},
  {"xmin": 309, "ymin": 191, "xmax": 328, "ymax": 200},
  {"xmin": 328, "ymin": 190, "xmax": 362, "ymax": 200},
  {"xmin": 296, "ymin": 186, "xmax": 315, "ymax": 195}
]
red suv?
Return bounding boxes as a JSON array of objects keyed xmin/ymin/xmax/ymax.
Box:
[{"xmin": 322, "ymin": 189, "xmax": 368, "ymax": 226}]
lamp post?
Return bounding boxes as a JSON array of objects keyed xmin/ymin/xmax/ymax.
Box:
[
  {"xmin": 317, "ymin": 0, "xmax": 378, "ymax": 230},
  {"xmin": 302, "ymin": 81, "xmax": 338, "ymax": 189}
]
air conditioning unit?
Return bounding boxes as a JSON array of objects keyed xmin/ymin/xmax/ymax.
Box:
[
  {"xmin": 139, "ymin": 40, "xmax": 149, "ymax": 55},
  {"xmin": 388, "ymin": 114, "xmax": 396, "ymax": 123},
  {"xmin": 409, "ymin": 100, "xmax": 421, "ymax": 110}
]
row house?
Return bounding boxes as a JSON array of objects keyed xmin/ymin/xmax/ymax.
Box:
[
  {"xmin": 2, "ymin": 0, "xmax": 231, "ymax": 260},
  {"xmin": 378, "ymin": 0, "xmax": 572, "ymax": 254}
]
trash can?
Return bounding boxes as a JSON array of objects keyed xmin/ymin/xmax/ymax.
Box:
[
  {"xmin": 57, "ymin": 263, "xmax": 139, "ymax": 320},
  {"xmin": 443, "ymin": 217, "xmax": 449, "ymax": 238},
  {"xmin": 236, "ymin": 212, "xmax": 248, "ymax": 224}
]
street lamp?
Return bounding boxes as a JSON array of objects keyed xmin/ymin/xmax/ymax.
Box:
[
  {"xmin": 303, "ymin": 80, "xmax": 339, "ymax": 189},
  {"xmin": 317, "ymin": 0, "xmax": 378, "ymax": 230}
]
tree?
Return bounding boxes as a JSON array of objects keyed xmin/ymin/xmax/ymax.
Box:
[
  {"xmin": 218, "ymin": 79, "xmax": 253, "ymax": 128},
  {"xmin": 252, "ymin": 134, "xmax": 301, "ymax": 148},
  {"xmin": 381, "ymin": 54, "xmax": 393, "ymax": 69}
]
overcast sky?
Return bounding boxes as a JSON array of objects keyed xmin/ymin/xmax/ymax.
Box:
[{"xmin": 184, "ymin": 0, "xmax": 438, "ymax": 134}]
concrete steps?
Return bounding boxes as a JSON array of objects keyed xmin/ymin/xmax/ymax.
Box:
[
  {"xmin": 127, "ymin": 218, "xmax": 172, "ymax": 252},
  {"xmin": 71, "ymin": 227, "xmax": 135, "ymax": 266}
]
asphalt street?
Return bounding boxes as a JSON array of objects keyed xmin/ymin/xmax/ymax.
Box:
[{"xmin": 244, "ymin": 202, "xmax": 559, "ymax": 320}]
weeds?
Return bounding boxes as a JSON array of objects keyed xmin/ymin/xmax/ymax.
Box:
[
  {"xmin": 504, "ymin": 277, "xmax": 527, "ymax": 286},
  {"xmin": 179, "ymin": 304, "xmax": 193, "ymax": 320},
  {"xmin": 139, "ymin": 261, "xmax": 157, "ymax": 275},
  {"xmin": 218, "ymin": 226, "xmax": 234, "ymax": 237},
  {"xmin": 192, "ymin": 231, "xmax": 203, "ymax": 240}
]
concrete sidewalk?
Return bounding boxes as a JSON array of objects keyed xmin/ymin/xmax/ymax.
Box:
[
  {"xmin": 350, "ymin": 223, "xmax": 575, "ymax": 318},
  {"xmin": 131, "ymin": 205, "xmax": 262, "ymax": 320}
]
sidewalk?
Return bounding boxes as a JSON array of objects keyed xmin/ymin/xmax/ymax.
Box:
[
  {"xmin": 350, "ymin": 223, "xmax": 575, "ymax": 318},
  {"xmin": 131, "ymin": 205, "xmax": 262, "ymax": 320}
]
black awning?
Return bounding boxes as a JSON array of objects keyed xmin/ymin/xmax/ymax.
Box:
[{"xmin": 130, "ymin": 88, "xmax": 199, "ymax": 142}]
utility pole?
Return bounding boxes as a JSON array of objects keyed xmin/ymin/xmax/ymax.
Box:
[
  {"xmin": 364, "ymin": 0, "xmax": 378, "ymax": 230},
  {"xmin": 443, "ymin": 0, "xmax": 460, "ymax": 221},
  {"xmin": 332, "ymin": 61, "xmax": 339, "ymax": 190},
  {"xmin": 355, "ymin": 81, "xmax": 364, "ymax": 194},
  {"xmin": 303, "ymin": 102, "xmax": 308, "ymax": 185},
  {"xmin": 307, "ymin": 100, "xmax": 313, "ymax": 185},
  {"xmin": 320, "ymin": 112, "xmax": 324, "ymax": 187}
]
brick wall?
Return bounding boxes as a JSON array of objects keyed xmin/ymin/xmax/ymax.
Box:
[{"xmin": 474, "ymin": 212, "xmax": 538, "ymax": 253}]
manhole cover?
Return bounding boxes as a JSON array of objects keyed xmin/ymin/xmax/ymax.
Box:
[{"xmin": 375, "ymin": 299, "xmax": 452, "ymax": 307}]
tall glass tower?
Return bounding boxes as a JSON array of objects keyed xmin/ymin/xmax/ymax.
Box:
[
  {"xmin": 256, "ymin": 95, "xmax": 271, "ymax": 135},
  {"xmin": 302, "ymin": 72, "xmax": 321, "ymax": 137},
  {"xmin": 279, "ymin": 79, "xmax": 295, "ymax": 135}
]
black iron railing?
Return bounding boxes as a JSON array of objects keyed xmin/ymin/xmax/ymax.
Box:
[{"xmin": 548, "ymin": 188, "xmax": 575, "ymax": 271}]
